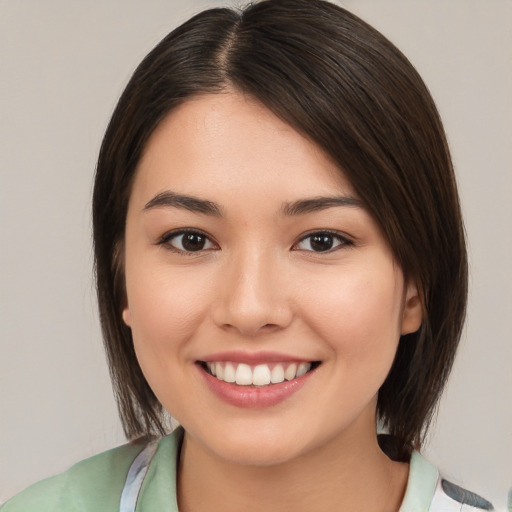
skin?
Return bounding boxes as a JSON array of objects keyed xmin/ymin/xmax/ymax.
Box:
[{"xmin": 122, "ymin": 92, "xmax": 423, "ymax": 511}]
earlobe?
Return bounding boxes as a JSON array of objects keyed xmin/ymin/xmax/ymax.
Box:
[
  {"xmin": 122, "ymin": 307, "xmax": 132, "ymax": 327},
  {"xmin": 401, "ymin": 282, "xmax": 423, "ymax": 335}
]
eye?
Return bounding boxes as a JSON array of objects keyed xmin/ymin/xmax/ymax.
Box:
[
  {"xmin": 294, "ymin": 231, "xmax": 351, "ymax": 252},
  {"xmin": 159, "ymin": 230, "xmax": 217, "ymax": 253}
]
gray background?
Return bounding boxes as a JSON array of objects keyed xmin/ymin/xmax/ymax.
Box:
[{"xmin": 1, "ymin": 0, "xmax": 511, "ymax": 508}]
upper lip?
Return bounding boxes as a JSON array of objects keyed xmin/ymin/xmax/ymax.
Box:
[{"xmin": 198, "ymin": 351, "xmax": 316, "ymax": 365}]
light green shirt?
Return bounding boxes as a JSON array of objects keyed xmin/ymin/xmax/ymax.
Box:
[{"xmin": 1, "ymin": 427, "xmax": 492, "ymax": 511}]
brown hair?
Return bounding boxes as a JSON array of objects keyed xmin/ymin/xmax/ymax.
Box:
[{"xmin": 93, "ymin": 0, "xmax": 467, "ymax": 457}]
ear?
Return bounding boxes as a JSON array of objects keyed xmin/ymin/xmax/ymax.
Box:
[
  {"xmin": 401, "ymin": 281, "xmax": 423, "ymax": 335},
  {"xmin": 122, "ymin": 306, "xmax": 132, "ymax": 327}
]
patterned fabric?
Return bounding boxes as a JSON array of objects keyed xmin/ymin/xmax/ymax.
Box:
[
  {"xmin": 119, "ymin": 441, "xmax": 158, "ymax": 512},
  {"xmin": 430, "ymin": 478, "xmax": 494, "ymax": 511}
]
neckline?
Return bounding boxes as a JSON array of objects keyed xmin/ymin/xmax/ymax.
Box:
[
  {"xmin": 398, "ymin": 451, "xmax": 439, "ymax": 511},
  {"xmin": 127, "ymin": 428, "xmax": 438, "ymax": 512}
]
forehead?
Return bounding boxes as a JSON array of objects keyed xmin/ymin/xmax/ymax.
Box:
[{"xmin": 131, "ymin": 92, "xmax": 357, "ymax": 207}]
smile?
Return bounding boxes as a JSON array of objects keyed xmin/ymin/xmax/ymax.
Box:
[
  {"xmin": 203, "ymin": 361, "xmax": 316, "ymax": 386},
  {"xmin": 196, "ymin": 354, "xmax": 321, "ymax": 408}
]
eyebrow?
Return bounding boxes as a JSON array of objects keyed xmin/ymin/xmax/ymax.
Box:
[
  {"xmin": 143, "ymin": 191, "xmax": 223, "ymax": 216},
  {"xmin": 143, "ymin": 191, "xmax": 363, "ymax": 217},
  {"xmin": 281, "ymin": 196, "xmax": 363, "ymax": 215}
]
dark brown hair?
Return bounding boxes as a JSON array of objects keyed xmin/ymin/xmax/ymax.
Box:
[{"xmin": 93, "ymin": 0, "xmax": 467, "ymax": 457}]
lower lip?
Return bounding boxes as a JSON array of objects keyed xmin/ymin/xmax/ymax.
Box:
[{"xmin": 198, "ymin": 365, "xmax": 314, "ymax": 408}]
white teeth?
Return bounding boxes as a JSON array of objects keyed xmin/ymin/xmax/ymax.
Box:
[
  {"xmin": 235, "ymin": 363, "xmax": 253, "ymax": 385},
  {"xmin": 205, "ymin": 361, "xmax": 314, "ymax": 386},
  {"xmin": 253, "ymin": 364, "xmax": 271, "ymax": 386},
  {"xmin": 296, "ymin": 362, "xmax": 311, "ymax": 377},
  {"xmin": 284, "ymin": 363, "xmax": 297, "ymax": 381},
  {"xmin": 223, "ymin": 362, "xmax": 236, "ymax": 383},
  {"xmin": 270, "ymin": 364, "xmax": 285, "ymax": 384}
]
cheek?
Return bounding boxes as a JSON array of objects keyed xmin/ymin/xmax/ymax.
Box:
[
  {"xmin": 125, "ymin": 264, "xmax": 212, "ymax": 362},
  {"xmin": 124, "ymin": 265, "xmax": 217, "ymax": 413},
  {"xmin": 300, "ymin": 266, "xmax": 403, "ymax": 369}
]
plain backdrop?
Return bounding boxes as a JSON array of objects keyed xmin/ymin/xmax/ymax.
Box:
[{"xmin": 1, "ymin": 0, "xmax": 511, "ymax": 509}]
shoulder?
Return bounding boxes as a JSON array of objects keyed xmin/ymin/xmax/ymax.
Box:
[
  {"xmin": 0, "ymin": 440, "xmax": 147, "ymax": 512},
  {"xmin": 400, "ymin": 451, "xmax": 494, "ymax": 512}
]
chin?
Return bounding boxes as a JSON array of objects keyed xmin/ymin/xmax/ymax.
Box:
[
  {"xmin": 190, "ymin": 422, "xmax": 310, "ymax": 467},
  {"xmin": 215, "ymin": 439, "xmax": 304, "ymax": 467}
]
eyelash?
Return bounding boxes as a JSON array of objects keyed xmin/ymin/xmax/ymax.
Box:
[
  {"xmin": 157, "ymin": 229, "xmax": 353, "ymax": 255},
  {"xmin": 157, "ymin": 229, "xmax": 218, "ymax": 255},
  {"xmin": 293, "ymin": 230, "xmax": 353, "ymax": 253}
]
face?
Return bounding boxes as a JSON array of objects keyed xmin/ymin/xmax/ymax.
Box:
[{"xmin": 123, "ymin": 92, "xmax": 422, "ymax": 466}]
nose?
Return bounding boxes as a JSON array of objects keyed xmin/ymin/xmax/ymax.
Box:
[{"xmin": 211, "ymin": 250, "xmax": 294, "ymax": 337}]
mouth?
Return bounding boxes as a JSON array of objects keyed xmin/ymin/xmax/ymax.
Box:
[{"xmin": 198, "ymin": 360, "xmax": 321, "ymax": 387}]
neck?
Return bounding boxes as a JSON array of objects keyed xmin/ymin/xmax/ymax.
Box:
[{"xmin": 177, "ymin": 413, "xmax": 409, "ymax": 512}]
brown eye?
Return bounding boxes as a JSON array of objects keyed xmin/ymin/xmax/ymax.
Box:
[
  {"xmin": 295, "ymin": 232, "xmax": 349, "ymax": 252},
  {"xmin": 181, "ymin": 233, "xmax": 207, "ymax": 251},
  {"xmin": 162, "ymin": 230, "xmax": 216, "ymax": 253}
]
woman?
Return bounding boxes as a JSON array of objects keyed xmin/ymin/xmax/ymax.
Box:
[{"xmin": 1, "ymin": 0, "xmax": 495, "ymax": 510}]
